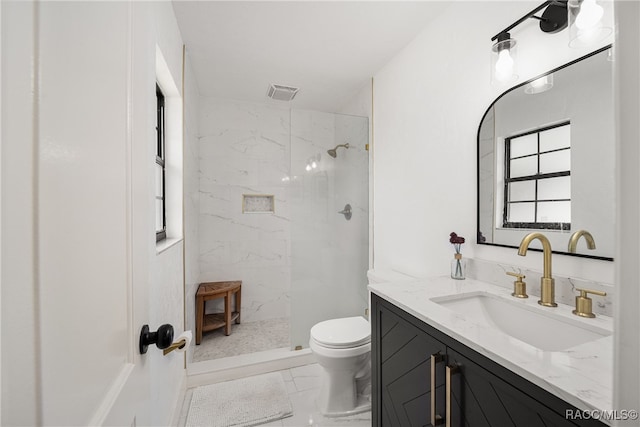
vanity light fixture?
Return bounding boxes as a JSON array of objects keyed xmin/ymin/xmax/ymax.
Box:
[
  {"xmin": 490, "ymin": 0, "xmax": 612, "ymax": 83},
  {"xmin": 490, "ymin": 1, "xmax": 567, "ymax": 85},
  {"xmin": 568, "ymin": 0, "xmax": 612, "ymax": 48}
]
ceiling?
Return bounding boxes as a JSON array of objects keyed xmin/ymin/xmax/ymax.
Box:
[{"xmin": 172, "ymin": 1, "xmax": 449, "ymax": 112}]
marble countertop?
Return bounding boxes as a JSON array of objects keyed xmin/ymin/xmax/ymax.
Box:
[{"xmin": 369, "ymin": 276, "xmax": 614, "ymax": 422}]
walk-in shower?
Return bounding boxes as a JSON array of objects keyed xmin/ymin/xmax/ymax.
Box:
[
  {"xmin": 327, "ymin": 143, "xmax": 350, "ymax": 158},
  {"xmin": 191, "ymin": 101, "xmax": 369, "ymax": 365}
]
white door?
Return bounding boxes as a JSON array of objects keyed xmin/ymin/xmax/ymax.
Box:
[{"xmin": 2, "ymin": 2, "xmax": 155, "ymax": 425}]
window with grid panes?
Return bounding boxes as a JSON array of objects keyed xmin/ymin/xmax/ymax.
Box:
[{"xmin": 503, "ymin": 122, "xmax": 571, "ymax": 230}]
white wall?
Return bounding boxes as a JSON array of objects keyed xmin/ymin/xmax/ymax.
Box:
[
  {"xmin": 339, "ymin": 81, "xmax": 372, "ymax": 119},
  {"xmin": 373, "ymin": 1, "xmax": 614, "ymax": 284}
]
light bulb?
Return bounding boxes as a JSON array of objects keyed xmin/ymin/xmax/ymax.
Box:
[
  {"xmin": 311, "ymin": 161, "xmax": 317, "ymax": 169},
  {"xmin": 305, "ymin": 164, "xmax": 312, "ymax": 172},
  {"xmin": 524, "ymin": 74, "xmax": 554, "ymax": 95},
  {"xmin": 575, "ymin": 0, "xmax": 603, "ymax": 30},
  {"xmin": 495, "ymin": 49, "xmax": 514, "ymax": 82}
]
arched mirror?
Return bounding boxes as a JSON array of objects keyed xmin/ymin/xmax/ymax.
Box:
[{"xmin": 477, "ymin": 46, "xmax": 614, "ymax": 260}]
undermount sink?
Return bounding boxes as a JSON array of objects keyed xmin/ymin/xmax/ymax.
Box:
[{"xmin": 431, "ymin": 292, "xmax": 611, "ymax": 351}]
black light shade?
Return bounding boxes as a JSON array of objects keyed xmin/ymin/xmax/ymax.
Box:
[{"xmin": 539, "ymin": 2, "xmax": 568, "ymax": 33}]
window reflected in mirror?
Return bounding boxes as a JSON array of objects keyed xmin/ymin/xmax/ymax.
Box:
[{"xmin": 503, "ymin": 122, "xmax": 571, "ymax": 230}]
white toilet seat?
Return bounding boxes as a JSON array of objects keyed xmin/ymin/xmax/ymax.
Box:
[
  {"xmin": 309, "ymin": 336, "xmax": 371, "ymax": 358},
  {"xmin": 310, "ymin": 316, "xmax": 371, "ymax": 349}
]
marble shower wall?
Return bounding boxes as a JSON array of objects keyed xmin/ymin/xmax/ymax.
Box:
[
  {"xmin": 198, "ymin": 98, "xmax": 369, "ymax": 344},
  {"xmin": 198, "ymin": 99, "xmax": 292, "ymax": 323}
]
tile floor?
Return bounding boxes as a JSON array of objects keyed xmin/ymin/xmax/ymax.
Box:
[
  {"xmin": 178, "ymin": 363, "xmax": 371, "ymax": 427},
  {"xmin": 193, "ymin": 317, "xmax": 290, "ymax": 363}
]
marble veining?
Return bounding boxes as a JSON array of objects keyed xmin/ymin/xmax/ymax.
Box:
[
  {"xmin": 467, "ymin": 258, "xmax": 614, "ymax": 316},
  {"xmin": 369, "ymin": 276, "xmax": 614, "ymax": 424}
]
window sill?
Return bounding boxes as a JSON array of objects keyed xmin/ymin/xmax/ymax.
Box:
[{"xmin": 156, "ymin": 237, "xmax": 183, "ymax": 255}]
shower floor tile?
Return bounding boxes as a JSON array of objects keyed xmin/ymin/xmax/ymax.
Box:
[{"xmin": 192, "ymin": 316, "xmax": 290, "ymax": 362}]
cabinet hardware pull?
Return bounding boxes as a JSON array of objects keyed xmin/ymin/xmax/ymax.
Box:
[
  {"xmin": 430, "ymin": 353, "xmax": 444, "ymax": 425},
  {"xmin": 446, "ymin": 364, "xmax": 459, "ymax": 427}
]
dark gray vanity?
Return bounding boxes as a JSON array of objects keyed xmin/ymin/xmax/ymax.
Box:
[{"xmin": 371, "ymin": 293, "xmax": 607, "ymax": 426}]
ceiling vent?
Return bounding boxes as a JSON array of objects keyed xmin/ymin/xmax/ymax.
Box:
[{"xmin": 267, "ymin": 84, "xmax": 299, "ymax": 101}]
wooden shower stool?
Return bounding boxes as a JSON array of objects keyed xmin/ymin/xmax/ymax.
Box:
[{"xmin": 195, "ymin": 281, "xmax": 242, "ymax": 345}]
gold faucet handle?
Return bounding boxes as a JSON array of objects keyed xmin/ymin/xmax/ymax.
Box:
[
  {"xmin": 576, "ymin": 288, "xmax": 607, "ymax": 298},
  {"xmin": 506, "ymin": 271, "xmax": 525, "ymax": 280},
  {"xmin": 573, "ymin": 288, "xmax": 607, "ymax": 318},
  {"xmin": 506, "ymin": 272, "xmax": 528, "ymax": 298}
]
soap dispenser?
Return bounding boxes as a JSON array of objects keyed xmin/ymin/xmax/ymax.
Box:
[{"xmin": 506, "ymin": 271, "xmax": 528, "ymax": 298}]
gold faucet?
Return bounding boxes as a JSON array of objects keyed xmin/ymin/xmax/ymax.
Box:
[
  {"xmin": 517, "ymin": 233, "xmax": 557, "ymax": 307},
  {"xmin": 568, "ymin": 230, "xmax": 596, "ymax": 253}
]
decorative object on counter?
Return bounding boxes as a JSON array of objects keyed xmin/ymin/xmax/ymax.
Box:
[{"xmin": 449, "ymin": 232, "xmax": 466, "ymax": 280}]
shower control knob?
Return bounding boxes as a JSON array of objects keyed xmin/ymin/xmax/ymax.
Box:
[{"xmin": 338, "ymin": 204, "xmax": 352, "ymax": 220}]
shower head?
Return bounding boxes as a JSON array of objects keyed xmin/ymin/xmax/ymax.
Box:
[{"xmin": 327, "ymin": 143, "xmax": 349, "ymax": 158}]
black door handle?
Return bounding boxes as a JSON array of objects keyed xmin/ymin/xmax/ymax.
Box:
[{"xmin": 139, "ymin": 324, "xmax": 174, "ymax": 354}]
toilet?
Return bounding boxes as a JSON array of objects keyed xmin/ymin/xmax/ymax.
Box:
[
  {"xmin": 309, "ymin": 269, "xmax": 416, "ymax": 417},
  {"xmin": 309, "ymin": 316, "xmax": 372, "ymax": 416}
]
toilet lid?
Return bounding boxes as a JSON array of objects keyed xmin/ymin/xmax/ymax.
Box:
[{"xmin": 310, "ymin": 316, "xmax": 371, "ymax": 349}]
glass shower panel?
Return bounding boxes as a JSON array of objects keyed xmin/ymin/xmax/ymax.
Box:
[{"xmin": 289, "ymin": 110, "xmax": 369, "ymax": 349}]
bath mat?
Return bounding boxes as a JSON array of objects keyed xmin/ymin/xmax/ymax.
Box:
[{"xmin": 185, "ymin": 372, "xmax": 293, "ymax": 427}]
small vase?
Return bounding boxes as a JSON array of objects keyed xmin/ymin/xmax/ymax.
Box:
[{"xmin": 451, "ymin": 253, "xmax": 466, "ymax": 280}]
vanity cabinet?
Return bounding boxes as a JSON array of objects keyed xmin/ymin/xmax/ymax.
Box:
[{"xmin": 371, "ymin": 294, "xmax": 605, "ymax": 427}]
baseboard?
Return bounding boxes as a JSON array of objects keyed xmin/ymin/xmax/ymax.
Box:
[
  {"xmin": 169, "ymin": 369, "xmax": 188, "ymax": 427},
  {"xmin": 186, "ymin": 348, "xmax": 315, "ymax": 388}
]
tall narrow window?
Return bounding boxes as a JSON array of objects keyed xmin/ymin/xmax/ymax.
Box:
[
  {"xmin": 503, "ymin": 122, "xmax": 571, "ymax": 230},
  {"xmin": 156, "ymin": 84, "xmax": 166, "ymax": 242}
]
